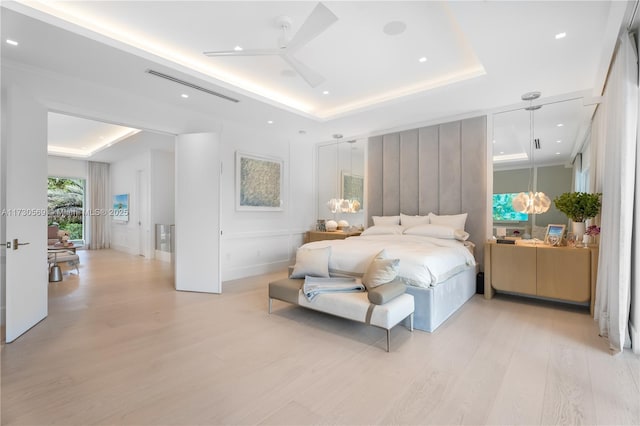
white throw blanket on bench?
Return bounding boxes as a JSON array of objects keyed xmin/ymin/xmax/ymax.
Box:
[{"xmin": 302, "ymin": 276, "xmax": 365, "ymax": 302}]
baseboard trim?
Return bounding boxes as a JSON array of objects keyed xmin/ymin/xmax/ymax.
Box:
[{"xmin": 222, "ymin": 260, "xmax": 289, "ymax": 282}]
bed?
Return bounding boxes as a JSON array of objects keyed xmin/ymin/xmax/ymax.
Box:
[{"xmin": 298, "ymin": 218, "xmax": 478, "ymax": 332}]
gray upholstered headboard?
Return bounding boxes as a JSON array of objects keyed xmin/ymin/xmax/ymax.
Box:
[{"xmin": 367, "ymin": 116, "xmax": 487, "ymax": 268}]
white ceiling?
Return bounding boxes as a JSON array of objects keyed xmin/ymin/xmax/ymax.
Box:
[{"xmin": 0, "ymin": 1, "xmax": 630, "ymax": 164}]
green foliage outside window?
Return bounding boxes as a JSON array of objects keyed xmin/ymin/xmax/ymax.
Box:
[{"xmin": 48, "ymin": 177, "xmax": 84, "ymax": 240}]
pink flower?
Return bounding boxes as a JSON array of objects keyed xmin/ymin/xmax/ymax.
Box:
[{"xmin": 586, "ymin": 225, "xmax": 601, "ymax": 236}]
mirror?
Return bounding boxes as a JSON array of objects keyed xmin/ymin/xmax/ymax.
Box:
[
  {"xmin": 492, "ymin": 97, "xmax": 596, "ymax": 239},
  {"xmin": 317, "ymin": 138, "xmax": 365, "ymax": 228}
]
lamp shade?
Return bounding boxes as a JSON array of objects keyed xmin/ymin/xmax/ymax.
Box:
[{"xmin": 512, "ymin": 191, "xmax": 551, "ymax": 214}]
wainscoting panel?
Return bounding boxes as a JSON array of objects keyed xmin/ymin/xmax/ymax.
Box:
[
  {"xmin": 461, "ymin": 116, "xmax": 488, "ymax": 263},
  {"xmin": 418, "ymin": 125, "xmax": 440, "ymax": 215},
  {"xmin": 438, "ymin": 121, "xmax": 462, "ymax": 215},
  {"xmin": 382, "ymin": 133, "xmax": 401, "ymax": 216},
  {"xmin": 400, "ymin": 129, "xmax": 420, "ymax": 215},
  {"xmin": 368, "ymin": 116, "xmax": 487, "ymax": 268}
]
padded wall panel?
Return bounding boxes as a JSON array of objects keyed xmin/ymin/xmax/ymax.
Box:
[
  {"xmin": 461, "ymin": 116, "xmax": 487, "ymax": 266},
  {"xmin": 367, "ymin": 136, "xmax": 384, "ymax": 226},
  {"xmin": 400, "ymin": 129, "xmax": 419, "ymax": 215},
  {"xmin": 418, "ymin": 125, "xmax": 439, "ymax": 215},
  {"xmin": 438, "ymin": 121, "xmax": 462, "ymax": 214},
  {"xmin": 382, "ymin": 133, "xmax": 401, "ymax": 216}
]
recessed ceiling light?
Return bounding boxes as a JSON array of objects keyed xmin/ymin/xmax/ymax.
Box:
[
  {"xmin": 181, "ymin": 94, "xmax": 189, "ymax": 98},
  {"xmin": 267, "ymin": 120, "xmax": 274, "ymax": 124},
  {"xmin": 298, "ymin": 130, "xmax": 307, "ymax": 135},
  {"xmin": 500, "ymin": 151, "xmax": 505, "ymax": 154},
  {"xmin": 556, "ymin": 152, "xmax": 561, "ymax": 155},
  {"xmin": 6, "ymin": 39, "xmax": 18, "ymax": 46},
  {"xmin": 322, "ymin": 90, "xmax": 329, "ymax": 95},
  {"xmin": 557, "ymin": 123, "xmax": 564, "ymax": 127},
  {"xmin": 555, "ymin": 32, "xmax": 567, "ymax": 40},
  {"xmin": 493, "ymin": 140, "xmax": 496, "ymax": 144},
  {"xmin": 556, "ymin": 140, "xmax": 562, "ymax": 143},
  {"xmin": 383, "ymin": 21, "xmax": 407, "ymax": 36},
  {"xmin": 234, "ymin": 45, "xmax": 243, "ymax": 51},
  {"xmin": 418, "ymin": 57, "xmax": 427, "ymax": 63}
]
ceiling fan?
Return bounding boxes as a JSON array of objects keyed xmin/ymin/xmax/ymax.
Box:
[{"xmin": 203, "ymin": 2, "xmax": 338, "ymax": 88}]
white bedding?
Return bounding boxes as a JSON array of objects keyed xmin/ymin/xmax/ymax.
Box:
[{"xmin": 302, "ymin": 234, "xmax": 476, "ymax": 288}]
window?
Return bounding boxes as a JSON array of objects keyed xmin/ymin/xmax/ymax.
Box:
[{"xmin": 47, "ymin": 177, "xmax": 85, "ymax": 243}]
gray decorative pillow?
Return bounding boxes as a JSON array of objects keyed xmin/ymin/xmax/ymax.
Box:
[
  {"xmin": 361, "ymin": 249, "xmax": 400, "ymax": 290},
  {"xmin": 368, "ymin": 280, "xmax": 406, "ymax": 305},
  {"xmin": 290, "ymin": 246, "xmax": 331, "ymax": 279}
]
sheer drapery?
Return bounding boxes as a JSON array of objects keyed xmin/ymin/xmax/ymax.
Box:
[
  {"xmin": 593, "ymin": 32, "xmax": 638, "ymax": 353},
  {"xmin": 87, "ymin": 161, "xmax": 111, "ymax": 250}
]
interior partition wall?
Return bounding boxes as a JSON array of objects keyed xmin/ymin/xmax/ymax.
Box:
[{"xmin": 368, "ymin": 116, "xmax": 487, "ymax": 267}]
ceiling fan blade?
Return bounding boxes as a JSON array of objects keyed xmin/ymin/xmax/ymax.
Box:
[
  {"xmin": 282, "ymin": 54, "xmax": 324, "ymax": 88},
  {"xmin": 203, "ymin": 48, "xmax": 280, "ymax": 57},
  {"xmin": 287, "ymin": 2, "xmax": 338, "ymax": 52}
]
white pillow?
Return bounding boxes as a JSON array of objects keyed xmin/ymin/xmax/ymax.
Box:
[
  {"xmin": 372, "ymin": 215, "xmax": 400, "ymax": 226},
  {"xmin": 361, "ymin": 249, "xmax": 400, "ymax": 289},
  {"xmin": 428, "ymin": 212, "xmax": 468, "ymax": 230},
  {"xmin": 404, "ymin": 224, "xmax": 470, "ymax": 241},
  {"xmin": 361, "ymin": 225, "xmax": 405, "ymax": 236},
  {"xmin": 400, "ymin": 213, "xmax": 430, "ymax": 227},
  {"xmin": 290, "ymin": 246, "xmax": 331, "ymax": 279}
]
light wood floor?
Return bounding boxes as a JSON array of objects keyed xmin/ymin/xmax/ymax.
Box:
[{"xmin": 1, "ymin": 249, "xmax": 638, "ymax": 425}]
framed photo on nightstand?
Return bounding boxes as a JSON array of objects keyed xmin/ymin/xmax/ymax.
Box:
[{"xmin": 544, "ymin": 224, "xmax": 566, "ymax": 246}]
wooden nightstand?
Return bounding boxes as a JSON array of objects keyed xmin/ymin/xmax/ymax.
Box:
[
  {"xmin": 484, "ymin": 241, "xmax": 599, "ymax": 315},
  {"xmin": 305, "ymin": 230, "xmax": 361, "ymax": 243}
]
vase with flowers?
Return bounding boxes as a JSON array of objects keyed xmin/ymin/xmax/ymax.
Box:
[
  {"xmin": 584, "ymin": 225, "xmax": 601, "ymax": 247},
  {"xmin": 553, "ymin": 192, "xmax": 602, "ymax": 243},
  {"xmin": 57, "ymin": 229, "xmax": 71, "ymax": 246}
]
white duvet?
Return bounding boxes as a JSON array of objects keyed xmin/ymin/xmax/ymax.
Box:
[{"xmin": 302, "ymin": 234, "xmax": 476, "ymax": 288}]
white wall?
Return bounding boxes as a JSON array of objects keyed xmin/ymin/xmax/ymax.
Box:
[
  {"xmin": 219, "ymin": 122, "xmax": 316, "ymax": 281},
  {"xmin": 47, "ymin": 157, "xmax": 88, "ymax": 179},
  {"xmin": 109, "ymin": 131, "xmax": 175, "ymax": 257}
]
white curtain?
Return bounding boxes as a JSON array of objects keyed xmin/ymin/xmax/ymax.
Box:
[
  {"xmin": 87, "ymin": 161, "xmax": 111, "ymax": 250},
  {"xmin": 593, "ymin": 32, "xmax": 638, "ymax": 353}
]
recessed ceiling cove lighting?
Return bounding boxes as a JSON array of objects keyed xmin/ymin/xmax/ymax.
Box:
[
  {"xmin": 234, "ymin": 45, "xmax": 243, "ymax": 51},
  {"xmin": 181, "ymin": 94, "xmax": 189, "ymax": 98},
  {"xmin": 322, "ymin": 90, "xmax": 329, "ymax": 95},
  {"xmin": 383, "ymin": 21, "xmax": 407, "ymax": 36},
  {"xmin": 555, "ymin": 32, "xmax": 567, "ymax": 40},
  {"xmin": 418, "ymin": 57, "xmax": 427, "ymax": 63},
  {"xmin": 6, "ymin": 39, "xmax": 18, "ymax": 46},
  {"xmin": 267, "ymin": 120, "xmax": 274, "ymax": 124}
]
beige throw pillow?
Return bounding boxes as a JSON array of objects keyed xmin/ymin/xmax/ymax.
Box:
[
  {"xmin": 361, "ymin": 249, "xmax": 400, "ymax": 290},
  {"xmin": 290, "ymin": 246, "xmax": 331, "ymax": 279}
]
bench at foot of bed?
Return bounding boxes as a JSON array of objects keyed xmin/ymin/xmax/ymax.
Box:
[{"xmin": 268, "ymin": 278, "xmax": 414, "ymax": 352}]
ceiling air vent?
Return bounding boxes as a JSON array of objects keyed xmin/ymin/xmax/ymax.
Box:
[{"xmin": 145, "ymin": 69, "xmax": 239, "ymax": 103}]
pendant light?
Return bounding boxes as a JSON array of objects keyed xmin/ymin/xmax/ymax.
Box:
[
  {"xmin": 326, "ymin": 134, "xmax": 360, "ymax": 214},
  {"xmin": 327, "ymin": 134, "xmax": 343, "ymax": 214},
  {"xmin": 512, "ymin": 91, "xmax": 551, "ymax": 214}
]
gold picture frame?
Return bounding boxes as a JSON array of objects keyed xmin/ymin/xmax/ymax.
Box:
[{"xmin": 544, "ymin": 224, "xmax": 566, "ymax": 246}]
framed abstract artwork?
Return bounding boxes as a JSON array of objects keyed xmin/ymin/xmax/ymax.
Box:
[{"xmin": 236, "ymin": 152, "xmax": 283, "ymax": 211}]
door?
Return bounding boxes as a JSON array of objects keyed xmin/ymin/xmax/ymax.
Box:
[
  {"xmin": 1, "ymin": 85, "xmax": 48, "ymax": 342},
  {"xmin": 174, "ymin": 133, "xmax": 221, "ymax": 293},
  {"xmin": 136, "ymin": 169, "xmax": 149, "ymax": 257}
]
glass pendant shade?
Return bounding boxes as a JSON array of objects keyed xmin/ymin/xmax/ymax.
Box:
[
  {"xmin": 512, "ymin": 191, "xmax": 551, "ymax": 214},
  {"xmin": 511, "ymin": 91, "xmax": 550, "ymax": 215},
  {"xmin": 326, "ymin": 134, "xmax": 360, "ymax": 214}
]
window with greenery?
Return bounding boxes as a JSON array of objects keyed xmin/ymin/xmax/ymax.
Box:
[{"xmin": 48, "ymin": 177, "xmax": 85, "ymax": 241}]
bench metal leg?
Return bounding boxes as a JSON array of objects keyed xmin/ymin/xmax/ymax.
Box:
[
  {"xmin": 409, "ymin": 313, "xmax": 414, "ymax": 332},
  {"xmin": 386, "ymin": 329, "xmax": 391, "ymax": 352},
  {"xmin": 268, "ymin": 298, "xmax": 272, "ymax": 314}
]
